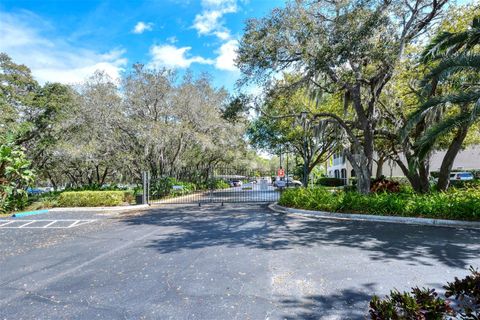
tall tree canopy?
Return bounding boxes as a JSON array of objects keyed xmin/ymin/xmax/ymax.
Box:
[
  {"xmin": 237, "ymin": 0, "xmax": 448, "ymax": 193},
  {"xmin": 0, "ymin": 54, "xmax": 250, "ymax": 188}
]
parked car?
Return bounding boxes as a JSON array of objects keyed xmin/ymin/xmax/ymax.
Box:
[
  {"xmin": 450, "ymin": 172, "xmax": 474, "ymax": 181},
  {"xmin": 26, "ymin": 187, "xmax": 44, "ymax": 195},
  {"xmin": 274, "ymin": 179, "xmax": 286, "ymax": 188},
  {"xmin": 274, "ymin": 178, "xmax": 302, "ymax": 188},
  {"xmin": 231, "ymin": 180, "xmax": 243, "ymax": 187},
  {"xmin": 286, "ymin": 179, "xmax": 303, "ymax": 188}
]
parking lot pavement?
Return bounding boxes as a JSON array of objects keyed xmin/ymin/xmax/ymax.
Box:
[
  {"xmin": 0, "ymin": 219, "xmax": 96, "ymax": 229},
  {"xmin": 0, "ymin": 210, "xmax": 116, "ymax": 265},
  {"xmin": 1, "ymin": 204, "xmax": 480, "ymax": 319}
]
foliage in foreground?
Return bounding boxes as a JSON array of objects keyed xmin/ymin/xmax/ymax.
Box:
[
  {"xmin": 278, "ymin": 187, "xmax": 480, "ymax": 220},
  {"xmin": 58, "ymin": 191, "xmax": 132, "ymax": 207},
  {"xmin": 0, "ymin": 143, "xmax": 35, "ymax": 213},
  {"xmin": 369, "ymin": 267, "xmax": 480, "ymax": 319}
]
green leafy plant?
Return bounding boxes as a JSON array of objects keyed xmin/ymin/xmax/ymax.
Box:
[
  {"xmin": 150, "ymin": 177, "xmax": 197, "ymax": 199},
  {"xmin": 279, "ymin": 188, "xmax": 480, "ymax": 220},
  {"xmin": 203, "ymin": 178, "xmax": 230, "ymax": 190},
  {"xmin": 316, "ymin": 177, "xmax": 346, "ymax": 187},
  {"xmin": 369, "ymin": 288, "xmax": 452, "ymax": 319},
  {"xmin": 444, "ymin": 266, "xmax": 480, "ymax": 318},
  {"xmin": 369, "ymin": 267, "xmax": 480, "ymax": 319},
  {"xmin": 0, "ymin": 143, "xmax": 35, "ymax": 213},
  {"xmin": 58, "ymin": 191, "xmax": 127, "ymax": 207}
]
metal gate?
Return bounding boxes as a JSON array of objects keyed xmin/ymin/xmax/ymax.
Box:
[{"xmin": 147, "ymin": 166, "xmax": 281, "ymax": 205}]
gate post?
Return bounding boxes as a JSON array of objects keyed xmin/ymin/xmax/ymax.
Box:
[
  {"xmin": 147, "ymin": 171, "xmax": 150, "ymax": 205},
  {"xmin": 142, "ymin": 171, "xmax": 148, "ymax": 205}
]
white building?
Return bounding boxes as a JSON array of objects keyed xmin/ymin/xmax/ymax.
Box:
[{"xmin": 326, "ymin": 145, "xmax": 480, "ymax": 183}]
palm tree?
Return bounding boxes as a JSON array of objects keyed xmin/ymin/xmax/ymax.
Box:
[{"xmin": 404, "ymin": 16, "xmax": 480, "ymax": 191}]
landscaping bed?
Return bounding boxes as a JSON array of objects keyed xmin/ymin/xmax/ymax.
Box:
[
  {"xmin": 23, "ymin": 190, "xmax": 136, "ymax": 211},
  {"xmin": 278, "ymin": 187, "xmax": 480, "ymax": 221}
]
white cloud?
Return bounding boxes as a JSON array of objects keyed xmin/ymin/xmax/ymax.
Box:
[
  {"xmin": 0, "ymin": 11, "xmax": 127, "ymax": 84},
  {"xmin": 192, "ymin": 0, "xmax": 237, "ymax": 40},
  {"xmin": 132, "ymin": 21, "xmax": 153, "ymax": 34},
  {"xmin": 215, "ymin": 39, "xmax": 238, "ymax": 71},
  {"xmin": 149, "ymin": 44, "xmax": 213, "ymax": 69}
]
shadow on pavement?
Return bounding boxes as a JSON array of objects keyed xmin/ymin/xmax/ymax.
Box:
[
  {"xmin": 276, "ymin": 285, "xmax": 375, "ymax": 320},
  {"xmin": 121, "ymin": 204, "xmax": 480, "ymax": 269}
]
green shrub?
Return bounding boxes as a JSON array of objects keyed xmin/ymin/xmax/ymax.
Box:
[
  {"xmin": 451, "ymin": 179, "xmax": 480, "ymax": 189},
  {"xmin": 204, "ymin": 178, "xmax": 230, "ymax": 190},
  {"xmin": 63, "ymin": 184, "xmax": 135, "ymax": 192},
  {"xmin": 316, "ymin": 177, "xmax": 345, "ymax": 187},
  {"xmin": 123, "ymin": 190, "xmax": 135, "ymax": 204},
  {"xmin": 369, "ymin": 267, "xmax": 480, "ymax": 319},
  {"xmin": 279, "ymin": 187, "xmax": 480, "ymax": 220},
  {"xmin": 279, "ymin": 188, "xmax": 340, "ymax": 212},
  {"xmin": 150, "ymin": 177, "xmax": 197, "ymax": 198},
  {"xmin": 369, "ymin": 288, "xmax": 451, "ymax": 319},
  {"xmin": 25, "ymin": 191, "xmax": 61, "ymax": 210},
  {"xmin": 0, "ymin": 143, "xmax": 35, "ymax": 213},
  {"xmin": 58, "ymin": 191, "xmax": 127, "ymax": 207}
]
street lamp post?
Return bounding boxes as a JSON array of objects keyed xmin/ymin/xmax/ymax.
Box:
[{"xmin": 300, "ymin": 111, "xmax": 309, "ymax": 188}]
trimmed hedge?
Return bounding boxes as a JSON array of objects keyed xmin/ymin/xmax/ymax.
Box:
[
  {"xmin": 279, "ymin": 187, "xmax": 480, "ymax": 221},
  {"xmin": 58, "ymin": 191, "xmax": 129, "ymax": 207},
  {"xmin": 316, "ymin": 177, "xmax": 345, "ymax": 187}
]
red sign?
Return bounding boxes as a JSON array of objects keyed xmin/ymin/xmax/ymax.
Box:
[{"xmin": 277, "ymin": 168, "xmax": 285, "ymax": 177}]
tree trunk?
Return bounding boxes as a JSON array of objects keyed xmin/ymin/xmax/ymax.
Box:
[
  {"xmin": 47, "ymin": 171, "xmax": 57, "ymax": 191},
  {"xmin": 95, "ymin": 165, "xmax": 100, "ymax": 185},
  {"xmin": 437, "ymin": 125, "xmax": 469, "ymax": 191},
  {"xmin": 100, "ymin": 167, "xmax": 109, "ymax": 186},
  {"xmin": 345, "ymin": 150, "xmax": 372, "ymax": 194},
  {"xmin": 375, "ymin": 157, "xmax": 385, "ymax": 179},
  {"xmin": 395, "ymin": 157, "xmax": 430, "ymax": 193},
  {"xmin": 418, "ymin": 160, "xmax": 431, "ymax": 193},
  {"xmin": 358, "ymin": 166, "xmax": 371, "ymax": 194}
]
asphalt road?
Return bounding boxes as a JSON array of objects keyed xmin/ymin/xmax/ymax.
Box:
[{"xmin": 1, "ymin": 204, "xmax": 480, "ymax": 320}]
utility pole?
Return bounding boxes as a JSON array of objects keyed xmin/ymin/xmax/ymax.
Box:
[
  {"xmin": 300, "ymin": 111, "xmax": 309, "ymax": 187},
  {"xmin": 286, "ymin": 147, "xmax": 289, "ymax": 186},
  {"xmin": 279, "ymin": 145, "xmax": 283, "ymax": 169}
]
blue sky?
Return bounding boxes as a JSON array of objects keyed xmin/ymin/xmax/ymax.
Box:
[{"xmin": 0, "ymin": 0, "xmax": 284, "ymax": 92}]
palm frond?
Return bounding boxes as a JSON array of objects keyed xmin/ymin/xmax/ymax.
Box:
[
  {"xmin": 421, "ymin": 15, "xmax": 480, "ymax": 63},
  {"xmin": 415, "ymin": 97, "xmax": 480, "ymax": 160},
  {"xmin": 421, "ymin": 31, "xmax": 469, "ymax": 63},
  {"xmin": 422, "ymin": 54, "xmax": 480, "ymax": 85},
  {"xmin": 400, "ymin": 90, "xmax": 480, "ymax": 141}
]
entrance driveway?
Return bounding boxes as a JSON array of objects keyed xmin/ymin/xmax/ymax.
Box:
[{"xmin": 1, "ymin": 204, "xmax": 479, "ymax": 319}]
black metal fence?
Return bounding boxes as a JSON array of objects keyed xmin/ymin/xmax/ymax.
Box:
[{"xmin": 147, "ymin": 167, "xmax": 281, "ymax": 205}]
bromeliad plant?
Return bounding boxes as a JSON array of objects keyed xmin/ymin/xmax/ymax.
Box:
[
  {"xmin": 0, "ymin": 143, "xmax": 35, "ymax": 213},
  {"xmin": 369, "ymin": 267, "xmax": 480, "ymax": 319}
]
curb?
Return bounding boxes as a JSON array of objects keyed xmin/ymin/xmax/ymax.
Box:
[
  {"xmin": 268, "ymin": 203, "xmax": 480, "ymax": 230},
  {"xmin": 49, "ymin": 204, "xmax": 150, "ymax": 213},
  {"xmin": 12, "ymin": 209, "xmax": 49, "ymax": 218}
]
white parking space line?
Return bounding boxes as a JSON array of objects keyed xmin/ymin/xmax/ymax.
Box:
[
  {"xmin": 70, "ymin": 220, "xmax": 96, "ymax": 228},
  {"xmin": 18, "ymin": 221, "xmax": 36, "ymax": 228},
  {"xmin": 0, "ymin": 221, "xmax": 15, "ymax": 227},
  {"xmin": 0, "ymin": 219, "xmax": 97, "ymax": 229},
  {"xmin": 43, "ymin": 221, "xmax": 58, "ymax": 228},
  {"xmin": 68, "ymin": 221, "xmax": 79, "ymax": 228}
]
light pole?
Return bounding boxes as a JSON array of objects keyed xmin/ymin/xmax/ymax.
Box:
[{"xmin": 299, "ymin": 111, "xmax": 309, "ymax": 188}]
